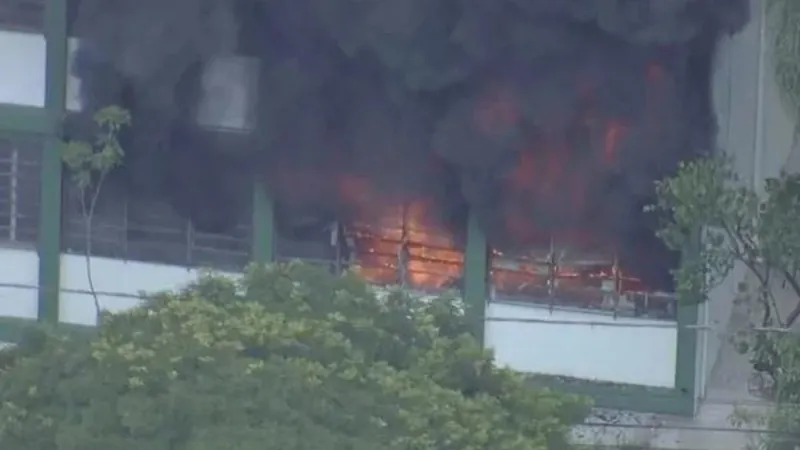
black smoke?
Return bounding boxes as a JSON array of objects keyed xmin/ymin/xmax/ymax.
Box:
[{"xmin": 68, "ymin": 0, "xmax": 749, "ymax": 290}]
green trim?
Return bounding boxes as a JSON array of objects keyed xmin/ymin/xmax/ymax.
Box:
[
  {"xmin": 0, "ymin": 317, "xmax": 31, "ymax": 343},
  {"xmin": 37, "ymin": 0, "xmax": 68, "ymax": 325},
  {"xmin": 463, "ymin": 211, "xmax": 488, "ymax": 342},
  {"xmin": 0, "ymin": 316, "xmax": 94, "ymax": 344},
  {"xmin": 0, "ymin": 105, "xmax": 51, "ymax": 135},
  {"xmin": 251, "ymin": 180, "xmax": 274, "ymax": 263},
  {"xmin": 673, "ymin": 232, "xmax": 703, "ymax": 414},
  {"xmin": 38, "ymin": 136, "xmax": 62, "ymax": 324},
  {"xmin": 529, "ymin": 375, "xmax": 694, "ymax": 416}
]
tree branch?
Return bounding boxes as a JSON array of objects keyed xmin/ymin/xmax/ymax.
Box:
[
  {"xmin": 781, "ymin": 269, "xmax": 800, "ymax": 326},
  {"xmin": 721, "ymin": 221, "xmax": 786, "ymax": 327}
]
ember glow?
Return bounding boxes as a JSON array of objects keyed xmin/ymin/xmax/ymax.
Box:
[
  {"xmin": 346, "ymin": 200, "xmax": 464, "ymax": 291},
  {"xmin": 335, "ymin": 71, "xmax": 676, "ymax": 316}
]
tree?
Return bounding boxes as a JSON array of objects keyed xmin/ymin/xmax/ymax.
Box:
[
  {"xmin": 0, "ymin": 262, "xmax": 589, "ymax": 450},
  {"xmin": 61, "ymin": 105, "xmax": 130, "ymax": 321},
  {"xmin": 649, "ymin": 155, "xmax": 800, "ymax": 449},
  {"xmin": 769, "ymin": 0, "xmax": 800, "ymax": 134}
]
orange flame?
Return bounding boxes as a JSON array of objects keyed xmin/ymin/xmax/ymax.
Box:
[{"xmin": 603, "ymin": 120, "xmax": 626, "ymax": 164}]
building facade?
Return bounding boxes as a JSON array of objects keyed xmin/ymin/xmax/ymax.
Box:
[{"xmin": 2, "ymin": 0, "xmax": 780, "ymax": 423}]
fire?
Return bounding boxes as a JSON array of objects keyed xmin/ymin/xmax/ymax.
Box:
[
  {"xmin": 489, "ymin": 234, "xmax": 673, "ymax": 315},
  {"xmin": 603, "ymin": 120, "xmax": 626, "ymax": 164},
  {"xmin": 334, "ymin": 170, "xmax": 673, "ymax": 316},
  {"xmin": 346, "ymin": 200, "xmax": 464, "ymax": 290},
  {"xmin": 335, "ymin": 174, "xmax": 464, "ymax": 291},
  {"xmin": 330, "ymin": 71, "xmax": 672, "ymax": 316}
]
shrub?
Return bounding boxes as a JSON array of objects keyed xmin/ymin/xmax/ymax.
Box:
[{"xmin": 0, "ymin": 262, "xmax": 589, "ymax": 450}]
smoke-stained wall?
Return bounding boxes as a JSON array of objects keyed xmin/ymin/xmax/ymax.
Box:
[{"xmin": 67, "ymin": 0, "xmax": 749, "ymax": 289}]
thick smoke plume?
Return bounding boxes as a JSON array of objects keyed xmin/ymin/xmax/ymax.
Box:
[{"xmin": 69, "ymin": 0, "xmax": 749, "ymax": 289}]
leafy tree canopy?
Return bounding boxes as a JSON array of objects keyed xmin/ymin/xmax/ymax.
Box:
[
  {"xmin": 0, "ymin": 262, "xmax": 588, "ymax": 450},
  {"xmin": 649, "ymin": 155, "xmax": 800, "ymax": 449}
]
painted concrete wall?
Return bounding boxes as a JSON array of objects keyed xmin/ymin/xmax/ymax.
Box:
[
  {"xmin": 0, "ymin": 241, "xmax": 681, "ymax": 388},
  {"xmin": 60, "ymin": 247, "xmax": 681, "ymax": 388},
  {"xmin": 485, "ymin": 301, "xmax": 678, "ymax": 387},
  {"xmin": 0, "ymin": 29, "xmax": 45, "ymax": 107},
  {"xmin": 59, "ymin": 254, "xmax": 212, "ymax": 326},
  {"xmin": 694, "ymin": 5, "xmax": 763, "ymax": 403}
]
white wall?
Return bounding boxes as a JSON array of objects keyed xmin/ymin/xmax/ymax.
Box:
[
  {"xmin": 61, "ymin": 254, "xmax": 680, "ymax": 388},
  {"xmin": 59, "ymin": 254, "xmax": 217, "ymax": 326},
  {"xmin": 485, "ymin": 301, "xmax": 678, "ymax": 388},
  {"xmin": 0, "ymin": 246, "xmax": 682, "ymax": 388},
  {"xmin": 0, "ymin": 29, "xmax": 46, "ymax": 107},
  {"xmin": 0, "ymin": 247, "xmax": 39, "ymax": 320}
]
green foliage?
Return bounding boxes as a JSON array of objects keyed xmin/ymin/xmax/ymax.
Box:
[
  {"xmin": 769, "ymin": 0, "xmax": 800, "ymax": 132},
  {"xmin": 0, "ymin": 262, "xmax": 588, "ymax": 450},
  {"xmin": 764, "ymin": 334, "xmax": 800, "ymax": 450},
  {"xmin": 649, "ymin": 155, "xmax": 800, "ymax": 449},
  {"xmin": 648, "ymin": 156, "xmax": 751, "ymax": 302},
  {"xmin": 649, "ymin": 155, "xmax": 800, "ymax": 326},
  {"xmin": 62, "ymin": 105, "xmax": 130, "ymax": 191},
  {"xmin": 62, "ymin": 105, "xmax": 130, "ymax": 320}
]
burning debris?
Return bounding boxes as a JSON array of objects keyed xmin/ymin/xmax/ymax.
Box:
[
  {"xmin": 67, "ymin": 0, "xmax": 749, "ymax": 313},
  {"xmin": 344, "ymin": 201, "xmax": 464, "ymax": 291},
  {"xmin": 490, "ymin": 238, "xmax": 675, "ymax": 319}
]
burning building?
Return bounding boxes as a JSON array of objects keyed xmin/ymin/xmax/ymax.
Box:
[
  {"xmin": 0, "ymin": 0, "xmax": 762, "ymax": 414},
  {"xmin": 60, "ymin": 0, "xmax": 747, "ymax": 321}
]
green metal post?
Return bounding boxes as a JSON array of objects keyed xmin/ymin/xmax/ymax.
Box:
[
  {"xmin": 252, "ymin": 180, "xmax": 274, "ymax": 263},
  {"xmin": 37, "ymin": 0, "xmax": 67, "ymax": 324},
  {"xmin": 673, "ymin": 231, "xmax": 702, "ymax": 415},
  {"xmin": 463, "ymin": 210, "xmax": 488, "ymax": 343}
]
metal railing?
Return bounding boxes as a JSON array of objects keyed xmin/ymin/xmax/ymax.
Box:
[
  {"xmin": 0, "ymin": 140, "xmax": 40, "ymax": 246},
  {"xmin": 274, "ymin": 213, "xmax": 675, "ymax": 320},
  {"xmin": 61, "ymin": 184, "xmax": 252, "ymax": 272}
]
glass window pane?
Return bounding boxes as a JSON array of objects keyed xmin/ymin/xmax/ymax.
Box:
[
  {"xmin": 0, "ymin": 29, "xmax": 45, "ymax": 107},
  {"xmin": 0, "ymin": 136, "xmax": 41, "ymax": 247}
]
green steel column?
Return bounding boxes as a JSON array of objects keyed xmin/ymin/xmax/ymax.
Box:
[
  {"xmin": 38, "ymin": 0, "xmax": 67, "ymax": 324},
  {"xmin": 673, "ymin": 232, "xmax": 701, "ymax": 416},
  {"xmin": 674, "ymin": 302, "xmax": 699, "ymax": 415},
  {"xmin": 463, "ymin": 211, "xmax": 488, "ymax": 343},
  {"xmin": 252, "ymin": 180, "xmax": 274, "ymax": 263}
]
